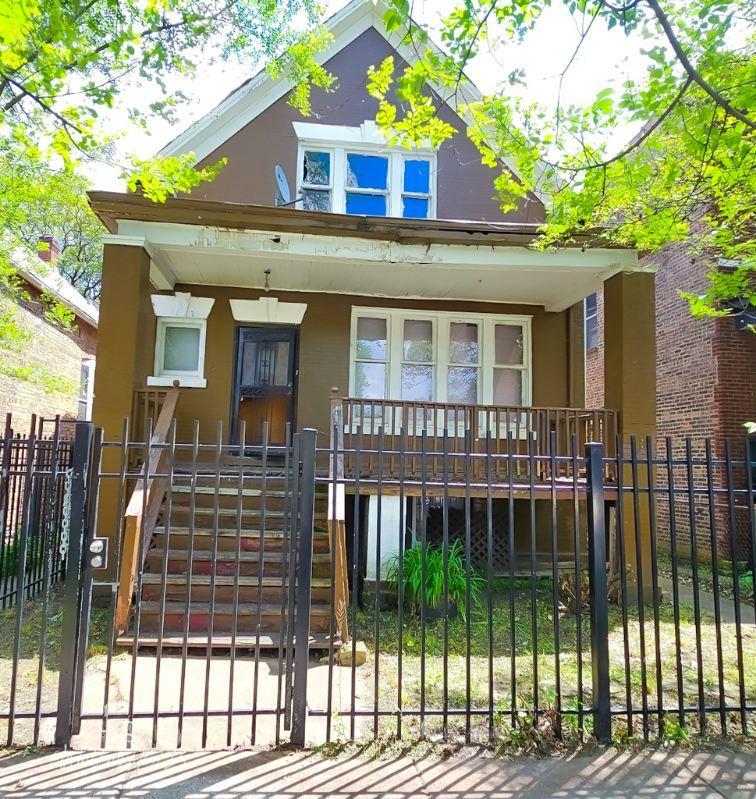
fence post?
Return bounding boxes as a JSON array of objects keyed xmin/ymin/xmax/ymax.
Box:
[
  {"xmin": 55, "ymin": 422, "xmax": 93, "ymax": 748},
  {"xmin": 585, "ymin": 441, "xmax": 611, "ymax": 744},
  {"xmin": 291, "ymin": 428, "xmax": 317, "ymax": 747}
]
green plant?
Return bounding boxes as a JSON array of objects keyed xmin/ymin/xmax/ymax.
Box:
[
  {"xmin": 385, "ymin": 540, "xmax": 485, "ymax": 619},
  {"xmin": 660, "ymin": 716, "xmax": 691, "ymax": 746},
  {"xmin": 737, "ymin": 570, "xmax": 754, "ymax": 599}
]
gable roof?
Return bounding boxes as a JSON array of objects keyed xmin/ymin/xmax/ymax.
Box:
[
  {"xmin": 159, "ymin": 0, "xmax": 483, "ymax": 165},
  {"xmin": 9, "ymin": 244, "xmax": 99, "ymax": 328}
]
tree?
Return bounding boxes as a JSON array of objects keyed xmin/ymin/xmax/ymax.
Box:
[
  {"xmin": 0, "ymin": 0, "xmax": 334, "ymax": 374},
  {"xmin": 370, "ymin": 0, "xmax": 755, "ymax": 324},
  {"xmin": 1, "ymin": 152, "xmax": 103, "ymax": 299},
  {"xmin": 0, "ymin": 0, "xmax": 331, "ymax": 197}
]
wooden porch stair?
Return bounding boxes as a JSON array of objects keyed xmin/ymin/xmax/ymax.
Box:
[{"xmin": 118, "ymin": 465, "xmax": 337, "ymax": 649}]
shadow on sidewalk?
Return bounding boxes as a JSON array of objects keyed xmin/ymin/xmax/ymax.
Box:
[{"xmin": 0, "ymin": 744, "xmax": 754, "ymax": 798}]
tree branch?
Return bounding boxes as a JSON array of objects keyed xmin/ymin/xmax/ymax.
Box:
[{"xmin": 645, "ymin": 0, "xmax": 755, "ymax": 130}]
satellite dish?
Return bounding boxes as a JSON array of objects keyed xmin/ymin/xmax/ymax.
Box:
[{"xmin": 274, "ymin": 164, "xmax": 291, "ymax": 207}]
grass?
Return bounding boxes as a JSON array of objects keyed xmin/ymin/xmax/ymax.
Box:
[
  {"xmin": 350, "ymin": 581, "xmax": 756, "ymax": 748},
  {"xmin": 0, "ymin": 587, "xmax": 111, "ymax": 743}
]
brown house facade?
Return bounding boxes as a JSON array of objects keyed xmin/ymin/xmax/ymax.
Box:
[{"xmin": 89, "ymin": 0, "xmax": 657, "ymax": 641}]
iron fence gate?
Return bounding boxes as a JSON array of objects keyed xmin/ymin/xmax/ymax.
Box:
[
  {"xmin": 1, "ymin": 422, "xmax": 318, "ymax": 749},
  {"xmin": 1, "ymin": 420, "xmax": 754, "ymax": 750}
]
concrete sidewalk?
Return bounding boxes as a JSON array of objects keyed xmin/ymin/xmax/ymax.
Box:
[{"xmin": 0, "ymin": 746, "xmax": 754, "ymax": 799}]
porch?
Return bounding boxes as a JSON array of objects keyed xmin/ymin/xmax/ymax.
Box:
[{"xmin": 87, "ymin": 193, "xmax": 657, "ymax": 650}]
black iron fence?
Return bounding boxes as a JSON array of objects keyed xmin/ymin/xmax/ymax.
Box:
[
  {"xmin": 0, "ymin": 417, "xmax": 72, "ymax": 609},
  {"xmin": 0, "ymin": 421, "xmax": 753, "ymax": 750},
  {"xmin": 310, "ymin": 428, "xmax": 754, "ymax": 745}
]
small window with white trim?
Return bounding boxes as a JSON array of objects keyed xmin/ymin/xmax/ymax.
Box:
[
  {"xmin": 154, "ymin": 318, "xmax": 206, "ymax": 382},
  {"xmin": 149, "ymin": 292, "xmax": 214, "ymax": 388}
]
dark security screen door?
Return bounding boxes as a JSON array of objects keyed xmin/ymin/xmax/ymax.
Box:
[{"xmin": 234, "ymin": 326, "xmax": 297, "ymax": 447}]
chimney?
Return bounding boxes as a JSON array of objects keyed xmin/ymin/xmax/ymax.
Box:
[{"xmin": 37, "ymin": 234, "xmax": 61, "ymax": 265}]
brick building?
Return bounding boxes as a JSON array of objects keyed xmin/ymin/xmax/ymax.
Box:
[
  {"xmin": 0, "ymin": 241, "xmax": 98, "ymax": 427},
  {"xmin": 585, "ymin": 241, "xmax": 756, "ymax": 558}
]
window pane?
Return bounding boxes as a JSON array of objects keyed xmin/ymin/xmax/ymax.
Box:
[
  {"xmin": 585, "ymin": 292, "xmax": 597, "ymax": 316},
  {"xmin": 271, "ymin": 342, "xmax": 290, "ymax": 386},
  {"xmin": 355, "ymin": 361, "xmax": 386, "ymax": 398},
  {"xmin": 494, "ymin": 324, "xmax": 524, "ymax": 365},
  {"xmin": 448, "ymin": 366, "xmax": 478, "ymax": 404},
  {"xmin": 163, "ymin": 326, "xmax": 200, "ymax": 372},
  {"xmin": 346, "ymin": 153, "xmax": 388, "ymax": 190},
  {"xmin": 402, "ymin": 197, "xmax": 429, "ymax": 219},
  {"xmin": 303, "ymin": 151, "xmax": 330, "ymax": 185},
  {"xmin": 356, "ymin": 317, "xmax": 387, "ymax": 360},
  {"xmin": 403, "ymin": 159, "xmax": 430, "ymax": 193},
  {"xmin": 241, "ymin": 340, "xmax": 258, "ymax": 385},
  {"xmin": 301, "ymin": 188, "xmax": 331, "ymax": 212},
  {"xmin": 586, "ymin": 318, "xmax": 598, "ymax": 350},
  {"xmin": 449, "ymin": 322, "xmax": 478, "ymax": 363},
  {"xmin": 346, "ymin": 192, "xmax": 386, "ymax": 215},
  {"xmin": 493, "ymin": 368, "xmax": 522, "ymax": 405},
  {"xmin": 403, "ymin": 320, "xmax": 433, "ymax": 361},
  {"xmin": 79, "ymin": 363, "xmax": 90, "ymax": 402},
  {"xmin": 401, "ymin": 364, "xmax": 433, "ymax": 401}
]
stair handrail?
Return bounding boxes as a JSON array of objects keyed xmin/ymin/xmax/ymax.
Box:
[
  {"xmin": 328, "ymin": 388, "xmax": 349, "ymax": 643},
  {"xmin": 115, "ymin": 383, "xmax": 180, "ymax": 635}
]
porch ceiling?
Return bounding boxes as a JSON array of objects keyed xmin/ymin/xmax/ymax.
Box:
[{"xmin": 106, "ymin": 216, "xmax": 647, "ymax": 313}]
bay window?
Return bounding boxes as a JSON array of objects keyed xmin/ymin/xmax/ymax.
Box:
[{"xmin": 349, "ymin": 308, "xmax": 532, "ymax": 407}]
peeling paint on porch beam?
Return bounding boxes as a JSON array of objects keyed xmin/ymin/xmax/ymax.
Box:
[{"xmin": 115, "ymin": 221, "xmax": 643, "ymax": 274}]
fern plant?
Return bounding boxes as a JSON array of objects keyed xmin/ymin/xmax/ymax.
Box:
[{"xmin": 385, "ymin": 540, "xmax": 485, "ymax": 618}]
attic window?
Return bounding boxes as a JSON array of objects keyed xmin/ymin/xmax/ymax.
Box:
[
  {"xmin": 295, "ymin": 123, "xmax": 436, "ymax": 218},
  {"xmin": 301, "ymin": 150, "xmax": 332, "ymax": 212}
]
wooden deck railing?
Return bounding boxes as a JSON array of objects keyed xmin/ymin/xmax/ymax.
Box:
[
  {"xmin": 327, "ymin": 391, "xmax": 350, "ymax": 643},
  {"xmin": 335, "ymin": 395, "xmax": 618, "ymax": 483},
  {"xmin": 115, "ymin": 385, "xmax": 180, "ymax": 635}
]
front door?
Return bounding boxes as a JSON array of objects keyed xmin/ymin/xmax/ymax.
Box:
[{"xmin": 233, "ymin": 326, "xmax": 298, "ymax": 447}]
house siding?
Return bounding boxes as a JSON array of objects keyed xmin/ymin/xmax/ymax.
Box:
[
  {"xmin": 194, "ymin": 27, "xmax": 544, "ymax": 225},
  {"xmin": 135, "ymin": 284, "xmax": 575, "ymax": 445},
  {"xmin": 0, "ymin": 281, "xmax": 97, "ymax": 424}
]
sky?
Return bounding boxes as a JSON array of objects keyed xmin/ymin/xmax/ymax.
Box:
[{"xmin": 85, "ymin": 0, "xmax": 653, "ymax": 190}]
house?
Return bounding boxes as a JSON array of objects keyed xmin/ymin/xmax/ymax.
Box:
[
  {"xmin": 0, "ymin": 236, "xmax": 98, "ymax": 428},
  {"xmin": 88, "ymin": 0, "xmax": 656, "ymax": 643},
  {"xmin": 585, "ymin": 240, "xmax": 756, "ymax": 561}
]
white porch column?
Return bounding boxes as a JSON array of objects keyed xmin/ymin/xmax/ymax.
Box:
[{"xmin": 365, "ymin": 496, "xmax": 404, "ymax": 582}]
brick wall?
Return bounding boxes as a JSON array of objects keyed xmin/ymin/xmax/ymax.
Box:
[
  {"xmin": 584, "ymin": 243, "xmax": 755, "ymax": 560},
  {"xmin": 0, "ymin": 281, "xmax": 97, "ymax": 426}
]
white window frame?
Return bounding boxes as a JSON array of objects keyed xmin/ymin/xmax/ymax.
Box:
[
  {"xmin": 150, "ymin": 317, "xmax": 208, "ymax": 388},
  {"xmin": 78, "ymin": 358, "xmax": 95, "ymax": 421},
  {"xmin": 584, "ymin": 293, "xmax": 598, "ymax": 351},
  {"xmin": 349, "ymin": 307, "xmax": 532, "ymax": 406},
  {"xmin": 352, "ymin": 311, "xmax": 391, "ymax": 400},
  {"xmin": 295, "ymin": 124, "xmax": 437, "ymax": 218},
  {"xmin": 299, "ymin": 149, "xmax": 334, "ymax": 212}
]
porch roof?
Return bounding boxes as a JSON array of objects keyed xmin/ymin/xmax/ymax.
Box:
[{"xmin": 90, "ymin": 191, "xmax": 649, "ymax": 312}]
